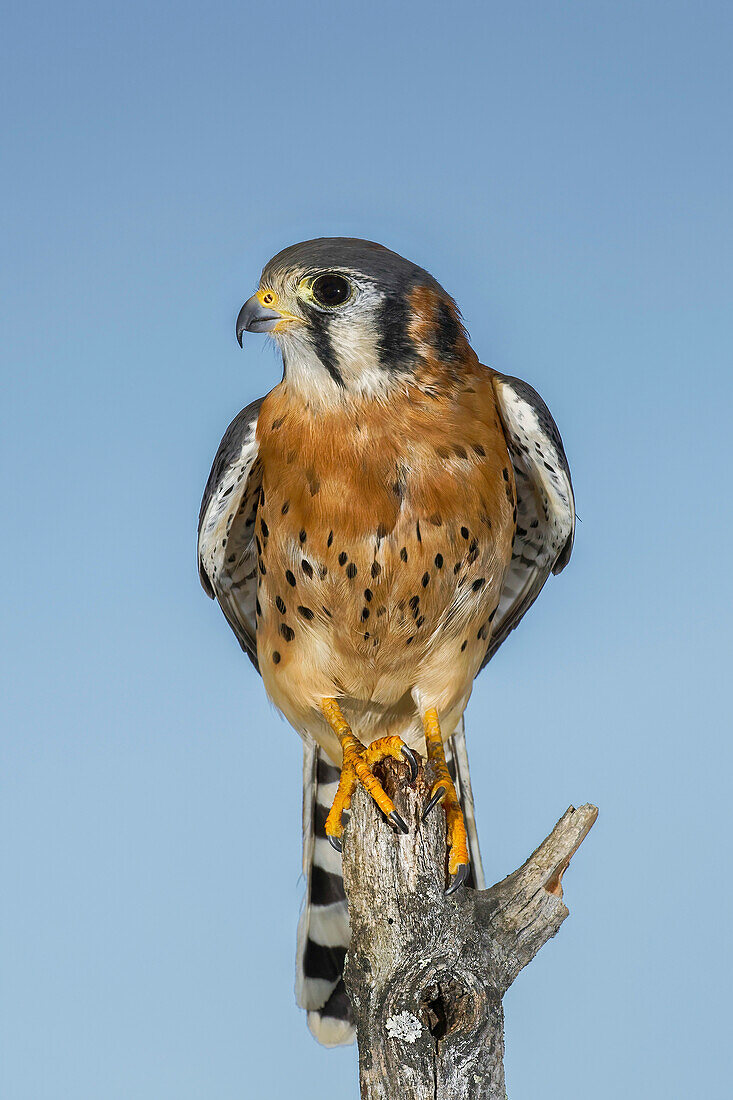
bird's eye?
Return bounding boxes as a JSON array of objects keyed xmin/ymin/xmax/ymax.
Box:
[{"xmin": 311, "ymin": 273, "xmax": 352, "ymax": 308}]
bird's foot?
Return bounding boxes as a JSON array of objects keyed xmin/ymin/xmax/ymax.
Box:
[
  {"xmin": 321, "ymin": 700, "xmax": 417, "ymax": 851},
  {"xmin": 422, "ymin": 707, "xmax": 470, "ymax": 894}
]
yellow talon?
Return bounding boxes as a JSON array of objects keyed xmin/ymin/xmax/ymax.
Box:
[
  {"xmin": 320, "ymin": 701, "xmax": 412, "ymax": 844},
  {"xmin": 423, "ymin": 707, "xmax": 470, "ymax": 881}
]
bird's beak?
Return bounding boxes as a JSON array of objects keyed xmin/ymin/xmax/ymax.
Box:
[{"xmin": 236, "ymin": 290, "xmax": 297, "ymax": 346}]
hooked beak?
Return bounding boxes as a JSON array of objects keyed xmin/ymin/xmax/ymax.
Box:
[{"xmin": 236, "ymin": 290, "xmax": 296, "ymax": 346}]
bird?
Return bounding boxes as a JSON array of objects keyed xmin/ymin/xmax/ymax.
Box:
[{"xmin": 198, "ymin": 238, "xmax": 575, "ymax": 1046}]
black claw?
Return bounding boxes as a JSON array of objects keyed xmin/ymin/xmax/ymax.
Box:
[
  {"xmin": 422, "ymin": 785, "xmax": 447, "ymax": 820},
  {"xmin": 328, "ymin": 834, "xmax": 343, "ymax": 853},
  {"xmin": 445, "ymin": 863, "xmax": 470, "ymax": 895},
  {"xmin": 388, "ymin": 810, "xmax": 409, "ymax": 834},
  {"xmin": 401, "ymin": 745, "xmax": 419, "ymax": 783}
]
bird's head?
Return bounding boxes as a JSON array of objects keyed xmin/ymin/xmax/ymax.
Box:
[{"xmin": 236, "ymin": 238, "xmax": 472, "ymax": 403}]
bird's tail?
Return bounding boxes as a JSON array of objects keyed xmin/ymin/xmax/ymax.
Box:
[
  {"xmin": 295, "ymin": 719, "xmax": 484, "ymax": 1047},
  {"xmin": 296, "ymin": 745, "xmax": 354, "ymax": 1046}
]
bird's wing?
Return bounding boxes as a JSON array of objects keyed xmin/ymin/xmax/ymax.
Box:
[
  {"xmin": 481, "ymin": 372, "xmax": 575, "ymax": 669},
  {"xmin": 198, "ymin": 398, "xmax": 264, "ymax": 671}
]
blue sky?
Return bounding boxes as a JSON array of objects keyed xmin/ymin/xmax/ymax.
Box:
[{"xmin": 2, "ymin": 2, "xmax": 731, "ymax": 1096}]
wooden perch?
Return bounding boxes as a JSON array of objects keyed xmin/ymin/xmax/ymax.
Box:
[{"xmin": 341, "ymin": 757, "xmax": 597, "ymax": 1099}]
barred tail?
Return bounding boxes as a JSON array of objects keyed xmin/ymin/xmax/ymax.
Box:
[
  {"xmin": 295, "ymin": 742, "xmax": 355, "ymax": 1046},
  {"xmin": 295, "ymin": 719, "xmax": 483, "ymax": 1047}
]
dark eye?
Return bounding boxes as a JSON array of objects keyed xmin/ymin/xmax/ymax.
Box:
[{"xmin": 311, "ymin": 273, "xmax": 351, "ymax": 307}]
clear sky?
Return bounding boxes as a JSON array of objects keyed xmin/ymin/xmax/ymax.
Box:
[{"xmin": 2, "ymin": 2, "xmax": 731, "ymax": 1097}]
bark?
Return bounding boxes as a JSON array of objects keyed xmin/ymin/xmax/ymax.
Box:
[{"xmin": 341, "ymin": 757, "xmax": 597, "ymax": 1100}]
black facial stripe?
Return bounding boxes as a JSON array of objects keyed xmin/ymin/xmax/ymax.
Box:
[
  {"xmin": 305, "ymin": 306, "xmax": 345, "ymax": 388},
  {"xmin": 376, "ymin": 292, "xmax": 418, "ymax": 372},
  {"xmin": 434, "ymin": 300, "xmax": 462, "ymax": 360}
]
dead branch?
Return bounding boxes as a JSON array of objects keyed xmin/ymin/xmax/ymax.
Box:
[{"xmin": 341, "ymin": 757, "xmax": 597, "ymax": 1099}]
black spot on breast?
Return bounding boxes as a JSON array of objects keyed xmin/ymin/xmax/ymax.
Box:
[
  {"xmin": 299, "ymin": 529, "xmax": 307, "ymax": 543},
  {"xmin": 271, "ymin": 416, "xmax": 285, "ymax": 430},
  {"xmin": 454, "ymin": 445, "xmax": 467, "ymax": 460},
  {"xmin": 297, "ymin": 606, "xmax": 314, "ymax": 620},
  {"xmin": 409, "ymin": 595, "xmax": 420, "ymax": 612},
  {"xmin": 280, "ymin": 623, "xmax": 295, "ymax": 642},
  {"xmin": 400, "ymin": 547, "xmax": 408, "ymax": 562},
  {"xmin": 259, "ymin": 488, "xmax": 266, "ymax": 506},
  {"xmin": 285, "ymin": 570, "xmax": 296, "ymax": 586},
  {"xmin": 255, "ymin": 536, "xmax": 262, "ymax": 555},
  {"xmin": 371, "ymin": 561, "xmax": 381, "ymax": 578},
  {"xmin": 272, "ymin": 651, "xmax": 281, "ymax": 664},
  {"xmin": 346, "ymin": 563, "xmax": 357, "ymax": 579},
  {"xmin": 281, "ymin": 501, "xmax": 289, "ymax": 514},
  {"xmin": 256, "ymin": 598, "xmax": 262, "ymax": 617},
  {"xmin": 472, "ymin": 443, "xmax": 486, "ymax": 456},
  {"xmin": 301, "ymin": 559, "xmax": 313, "ymax": 578},
  {"xmin": 460, "ymin": 526, "xmax": 469, "ymax": 539},
  {"xmin": 421, "ymin": 572, "xmax": 430, "ymax": 587},
  {"xmin": 406, "ymin": 636, "xmax": 414, "ymax": 646},
  {"xmin": 461, "ymin": 640, "xmax": 467, "ymax": 652},
  {"xmin": 276, "ymin": 596, "xmax": 286, "ymax": 614},
  {"xmin": 322, "ymin": 605, "xmax": 332, "ymax": 617},
  {"xmin": 258, "ymin": 560, "xmax": 267, "ymax": 575},
  {"xmin": 453, "ymin": 562, "xmax": 462, "ymax": 574},
  {"xmin": 435, "ymin": 553, "xmax": 443, "ymax": 568},
  {"xmin": 260, "ymin": 519, "xmax": 269, "ymax": 538},
  {"xmin": 416, "ymin": 521, "xmax": 422, "ymax": 542},
  {"xmin": 361, "ymin": 608, "xmax": 369, "ymax": 621},
  {"xmin": 364, "ymin": 589, "xmax": 373, "ymax": 602},
  {"xmin": 416, "ymin": 616, "xmax": 425, "ymax": 628},
  {"xmin": 327, "ymin": 530, "xmax": 334, "ymax": 547},
  {"xmin": 502, "ymin": 468, "xmax": 510, "ymax": 481},
  {"xmin": 489, "ymin": 608, "xmax": 497, "ymax": 621},
  {"xmin": 338, "ymin": 552, "xmax": 348, "ymax": 566},
  {"xmin": 472, "ymin": 578, "xmax": 486, "ymax": 591}
]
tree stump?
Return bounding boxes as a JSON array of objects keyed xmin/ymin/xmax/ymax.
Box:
[{"xmin": 341, "ymin": 757, "xmax": 597, "ymax": 1099}]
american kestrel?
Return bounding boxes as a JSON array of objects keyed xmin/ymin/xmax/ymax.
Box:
[{"xmin": 198, "ymin": 239, "xmax": 575, "ymax": 1045}]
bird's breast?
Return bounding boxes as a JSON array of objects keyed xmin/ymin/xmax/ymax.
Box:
[{"xmin": 252, "ymin": 377, "xmax": 516, "ymax": 715}]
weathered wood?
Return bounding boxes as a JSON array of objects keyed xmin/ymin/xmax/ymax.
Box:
[{"xmin": 341, "ymin": 757, "xmax": 597, "ymax": 1099}]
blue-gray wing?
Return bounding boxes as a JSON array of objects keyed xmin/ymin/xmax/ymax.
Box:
[
  {"xmin": 198, "ymin": 398, "xmax": 264, "ymax": 672},
  {"xmin": 481, "ymin": 373, "xmax": 575, "ymax": 669}
]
